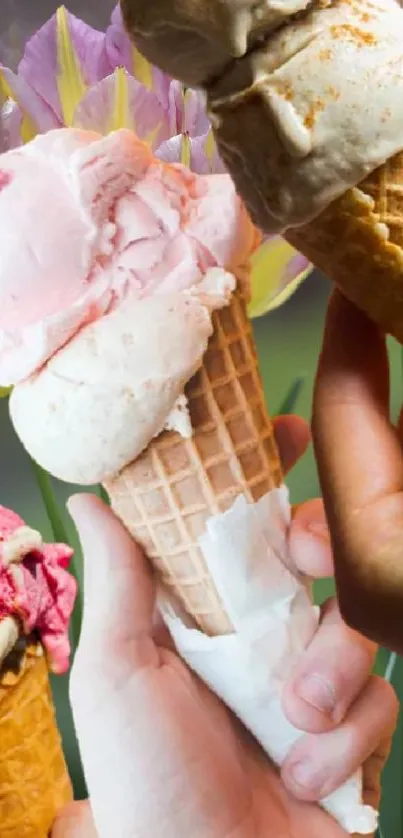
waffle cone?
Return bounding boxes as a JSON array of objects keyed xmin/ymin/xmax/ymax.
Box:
[
  {"xmin": 104, "ymin": 291, "xmax": 282, "ymax": 635},
  {"xmin": 286, "ymin": 150, "xmax": 403, "ymax": 343},
  {"xmin": 0, "ymin": 641, "xmax": 72, "ymax": 837}
]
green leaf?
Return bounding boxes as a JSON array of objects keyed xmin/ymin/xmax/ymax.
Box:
[
  {"xmin": 0, "ymin": 386, "xmax": 11, "ymax": 398},
  {"xmin": 275, "ymin": 376, "xmax": 305, "ymax": 416},
  {"xmin": 384, "ymin": 651, "xmax": 397, "ymax": 684},
  {"xmin": 95, "ymin": 484, "xmax": 110, "ymax": 506},
  {"xmin": 30, "ymin": 458, "xmax": 83, "ymax": 650},
  {"xmin": 30, "ymin": 459, "xmax": 69, "ymax": 543}
]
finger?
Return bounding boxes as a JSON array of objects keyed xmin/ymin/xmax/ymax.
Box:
[
  {"xmin": 273, "ymin": 414, "xmax": 311, "ymax": 475},
  {"xmin": 282, "ymin": 675, "xmax": 398, "ymax": 802},
  {"xmin": 67, "ymin": 494, "xmax": 157, "ymax": 666},
  {"xmin": 397, "ymin": 404, "xmax": 403, "ymax": 439},
  {"xmin": 290, "ymin": 498, "xmax": 333, "ymax": 578},
  {"xmin": 283, "ymin": 598, "xmax": 376, "ymax": 733},
  {"xmin": 51, "ymin": 802, "xmax": 97, "ymax": 837},
  {"xmin": 361, "ymin": 735, "xmax": 393, "ymax": 813},
  {"xmin": 312, "ymin": 290, "xmax": 403, "ymax": 651},
  {"xmin": 67, "ymin": 498, "xmax": 164, "ymax": 838}
]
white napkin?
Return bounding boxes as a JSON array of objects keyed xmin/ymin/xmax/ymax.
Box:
[{"xmin": 160, "ymin": 486, "xmax": 378, "ymax": 835}]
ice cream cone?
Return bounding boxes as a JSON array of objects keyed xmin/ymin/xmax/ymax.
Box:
[
  {"xmin": 104, "ymin": 290, "xmax": 283, "ymax": 635},
  {"xmin": 0, "ymin": 639, "xmax": 73, "ymax": 838},
  {"xmin": 286, "ymin": 150, "xmax": 403, "ymax": 344}
]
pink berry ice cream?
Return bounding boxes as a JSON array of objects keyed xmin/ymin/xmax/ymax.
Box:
[
  {"xmin": 0, "ymin": 127, "xmax": 260, "ymax": 483},
  {"xmin": 0, "ymin": 128, "xmax": 257, "ymax": 386},
  {"xmin": 0, "ymin": 505, "xmax": 77, "ymax": 673}
]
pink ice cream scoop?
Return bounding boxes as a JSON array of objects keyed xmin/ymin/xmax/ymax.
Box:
[
  {"xmin": 0, "ymin": 127, "xmax": 257, "ymax": 386},
  {"xmin": 0, "ymin": 505, "xmax": 77, "ymax": 673}
]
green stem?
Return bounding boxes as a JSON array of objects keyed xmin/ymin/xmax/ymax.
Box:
[
  {"xmin": 275, "ymin": 376, "xmax": 305, "ymax": 416},
  {"xmin": 384, "ymin": 652, "xmax": 397, "ymax": 684},
  {"xmin": 96, "ymin": 484, "xmax": 110, "ymax": 506},
  {"xmin": 30, "ymin": 458, "xmax": 83, "ymax": 650},
  {"xmin": 30, "ymin": 459, "xmax": 68, "ymax": 542}
]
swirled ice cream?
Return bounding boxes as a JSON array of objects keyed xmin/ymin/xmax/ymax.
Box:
[
  {"xmin": 208, "ymin": 0, "xmax": 403, "ymax": 231},
  {"xmin": 0, "ymin": 128, "xmax": 259, "ymax": 483},
  {"xmin": 123, "ymin": 0, "xmax": 403, "ymax": 233},
  {"xmin": 10, "ymin": 285, "xmax": 233, "ymax": 484},
  {"xmin": 0, "ymin": 506, "xmax": 76, "ymax": 673}
]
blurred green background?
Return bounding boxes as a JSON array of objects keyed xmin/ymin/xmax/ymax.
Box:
[
  {"xmin": 0, "ymin": 2, "xmax": 402, "ymax": 834},
  {"xmin": 1, "ymin": 270, "xmax": 402, "ymax": 835}
]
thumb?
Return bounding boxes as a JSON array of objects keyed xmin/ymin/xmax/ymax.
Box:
[
  {"xmin": 51, "ymin": 801, "xmax": 97, "ymax": 838},
  {"xmin": 67, "ymin": 499, "xmax": 163, "ymax": 838},
  {"xmin": 67, "ymin": 494, "xmax": 156, "ymax": 661}
]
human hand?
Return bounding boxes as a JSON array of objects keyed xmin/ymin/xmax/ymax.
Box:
[
  {"xmin": 52, "ymin": 416, "xmax": 397, "ymax": 838},
  {"xmin": 313, "ymin": 289, "xmax": 403, "ymax": 652}
]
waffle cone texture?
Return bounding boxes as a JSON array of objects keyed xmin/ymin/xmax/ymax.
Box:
[
  {"xmin": 0, "ymin": 642, "xmax": 72, "ymax": 837},
  {"xmin": 105, "ymin": 292, "xmax": 283, "ymax": 635},
  {"xmin": 286, "ymin": 150, "xmax": 403, "ymax": 342}
]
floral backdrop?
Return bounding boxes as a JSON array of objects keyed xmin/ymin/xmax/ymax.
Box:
[{"xmin": 0, "ymin": 3, "xmax": 402, "ymax": 838}]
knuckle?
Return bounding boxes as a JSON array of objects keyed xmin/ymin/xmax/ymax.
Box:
[
  {"xmin": 320, "ymin": 596, "xmax": 339, "ymax": 623},
  {"xmin": 372, "ymin": 675, "xmax": 399, "ymax": 722}
]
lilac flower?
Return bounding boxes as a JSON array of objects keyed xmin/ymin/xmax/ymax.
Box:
[
  {"xmin": 0, "ymin": 4, "xmax": 311, "ymax": 315},
  {"xmin": 0, "ymin": 98, "xmax": 22, "ymax": 152},
  {"xmin": 18, "ymin": 9, "xmax": 111, "ymax": 123},
  {"xmin": 104, "ymin": 5, "xmax": 171, "ymax": 105},
  {"xmin": 72, "ymin": 71, "xmax": 171, "ymax": 151}
]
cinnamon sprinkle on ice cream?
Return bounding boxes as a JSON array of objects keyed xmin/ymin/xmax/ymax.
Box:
[{"xmin": 330, "ymin": 23, "xmax": 377, "ymax": 45}]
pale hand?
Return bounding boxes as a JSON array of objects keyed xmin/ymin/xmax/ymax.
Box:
[{"xmin": 53, "ymin": 417, "xmax": 398, "ymax": 838}]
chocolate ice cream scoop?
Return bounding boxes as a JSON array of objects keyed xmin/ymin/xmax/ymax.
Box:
[
  {"xmin": 121, "ymin": 0, "xmax": 403, "ymax": 347},
  {"xmin": 120, "ymin": 0, "xmax": 314, "ymax": 87},
  {"xmin": 207, "ymin": 0, "xmax": 403, "ymax": 231},
  {"xmin": 121, "ymin": 0, "xmax": 403, "ymax": 658},
  {"xmin": 123, "ymin": 0, "xmax": 403, "ymax": 234}
]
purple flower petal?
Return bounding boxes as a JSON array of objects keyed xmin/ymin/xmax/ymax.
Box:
[
  {"xmin": 188, "ymin": 133, "xmax": 225, "ymax": 174},
  {"xmin": 155, "ymin": 134, "xmax": 183, "ymax": 164},
  {"xmin": 105, "ymin": 5, "xmax": 171, "ymax": 106},
  {"xmin": 183, "ymin": 88, "xmax": 210, "ymax": 137},
  {"xmin": 165, "ymin": 82, "xmax": 210, "ymax": 138},
  {"xmin": 156, "ymin": 130, "xmax": 225, "ymax": 174},
  {"xmin": 201, "ymin": 130, "xmax": 227, "ymax": 174},
  {"xmin": 18, "ymin": 11, "xmax": 110, "ymax": 121},
  {"xmin": 249, "ymin": 237, "xmax": 312, "ymax": 318},
  {"xmin": 0, "ymin": 111, "xmax": 5, "ymax": 153},
  {"xmin": 73, "ymin": 72, "xmax": 171, "ymax": 150},
  {"xmin": 0, "ymin": 66, "xmax": 60, "ymax": 135},
  {"xmin": 0, "ymin": 84, "xmax": 5, "ymax": 152},
  {"xmin": 104, "ymin": 5, "xmax": 137, "ymax": 75},
  {"xmin": 166, "ymin": 81, "xmax": 184, "ymax": 135},
  {"xmin": 0, "ymin": 100, "xmax": 23, "ymax": 150},
  {"xmin": 283, "ymin": 250, "xmax": 311, "ymax": 287}
]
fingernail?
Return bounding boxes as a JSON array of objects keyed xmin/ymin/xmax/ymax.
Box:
[
  {"xmin": 289, "ymin": 759, "xmax": 324, "ymax": 793},
  {"xmin": 306, "ymin": 519, "xmax": 330, "ymax": 543},
  {"xmin": 67, "ymin": 494, "xmax": 86, "ymax": 524},
  {"xmin": 298, "ymin": 674, "xmax": 336, "ymax": 716}
]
